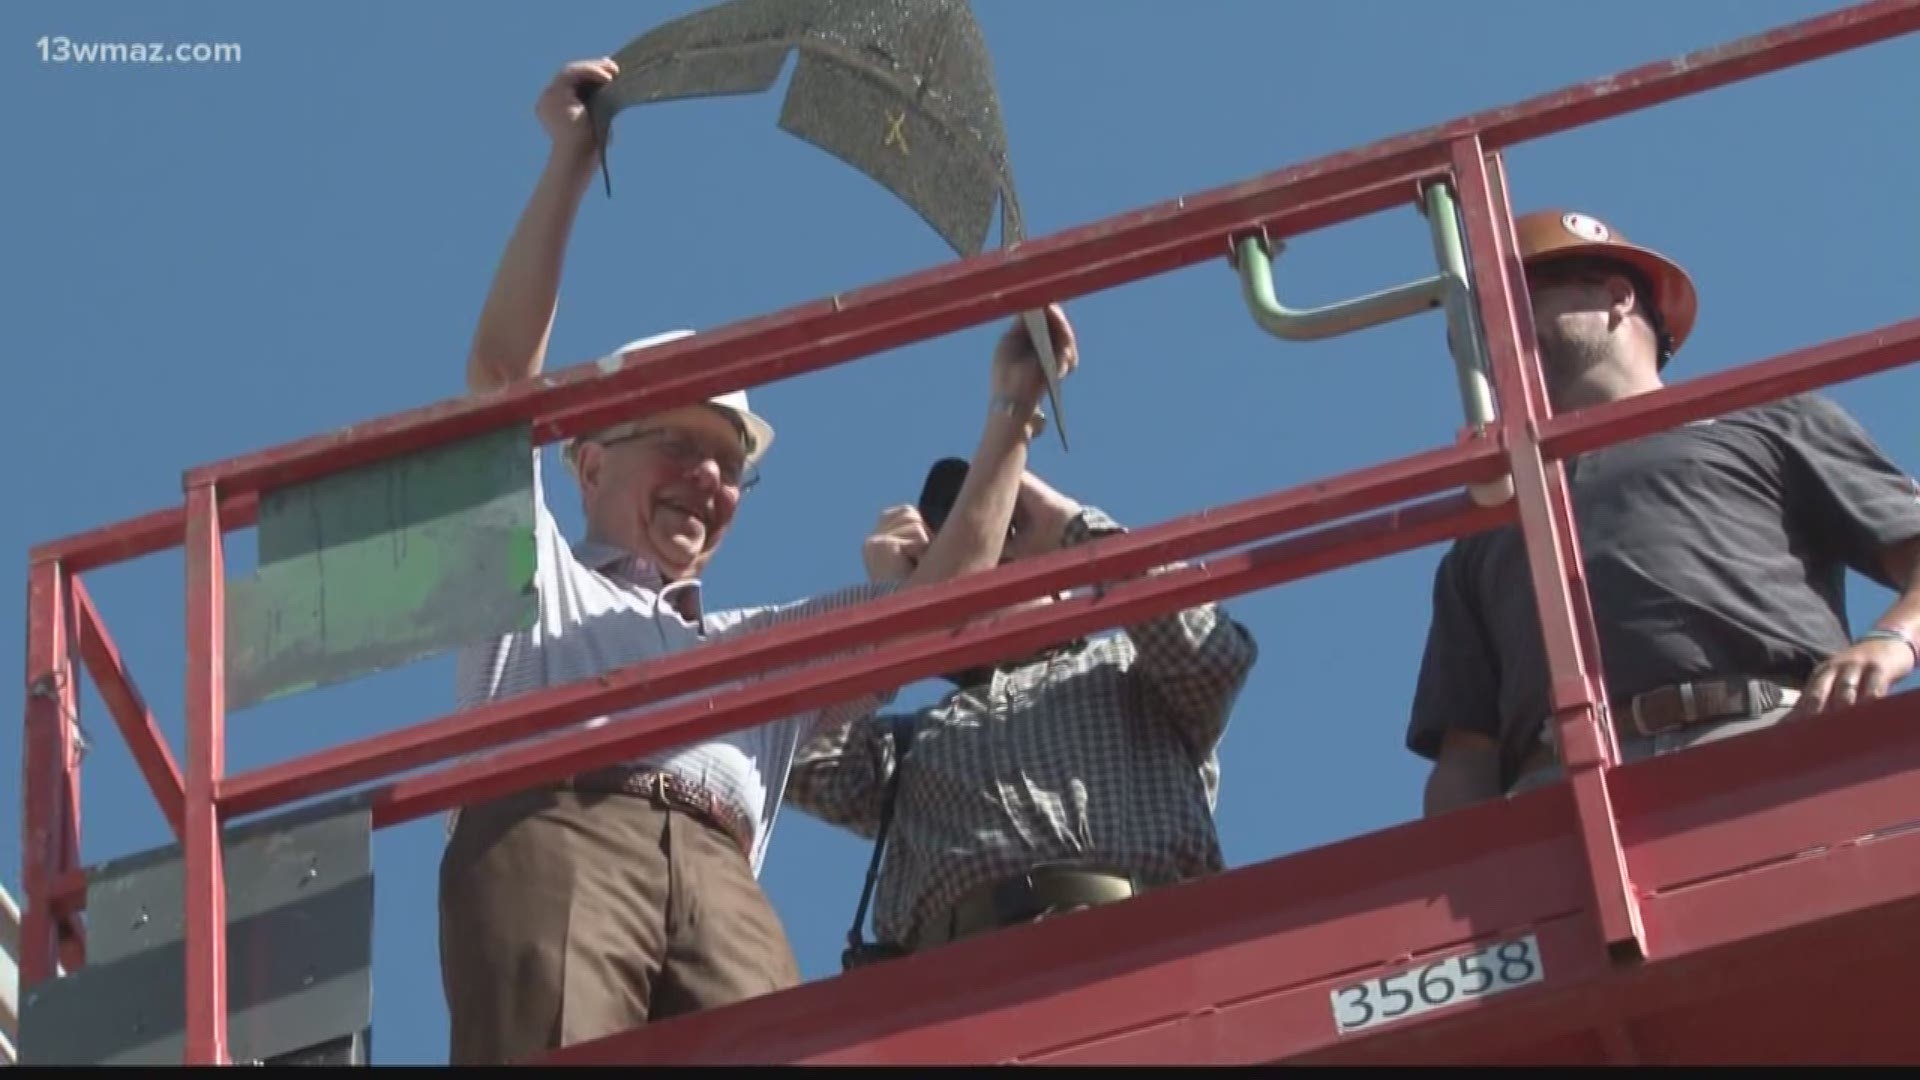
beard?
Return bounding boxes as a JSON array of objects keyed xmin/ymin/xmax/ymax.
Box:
[{"xmin": 1534, "ymin": 319, "xmax": 1618, "ymax": 404}]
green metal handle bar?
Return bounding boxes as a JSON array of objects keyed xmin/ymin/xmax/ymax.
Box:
[
  {"xmin": 1231, "ymin": 181, "xmax": 1513, "ymax": 506},
  {"xmin": 1232, "ymin": 235, "xmax": 1447, "ymax": 342},
  {"xmin": 1420, "ymin": 179, "xmax": 1512, "ymax": 507},
  {"xmin": 1419, "ymin": 182, "xmax": 1497, "ymax": 433}
]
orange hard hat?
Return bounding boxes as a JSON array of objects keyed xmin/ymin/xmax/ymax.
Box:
[{"xmin": 1512, "ymin": 209, "xmax": 1698, "ymax": 363}]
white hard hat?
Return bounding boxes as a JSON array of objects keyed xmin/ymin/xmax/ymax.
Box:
[{"xmin": 561, "ymin": 329, "xmax": 776, "ymax": 475}]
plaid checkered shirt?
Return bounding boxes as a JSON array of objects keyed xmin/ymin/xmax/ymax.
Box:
[{"xmin": 786, "ymin": 507, "xmax": 1260, "ymax": 947}]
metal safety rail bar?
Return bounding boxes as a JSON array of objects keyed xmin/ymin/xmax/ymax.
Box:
[
  {"xmin": 19, "ymin": 0, "xmax": 1920, "ymax": 1064},
  {"xmin": 2, "ymin": 884, "xmax": 18, "ymax": 1065}
]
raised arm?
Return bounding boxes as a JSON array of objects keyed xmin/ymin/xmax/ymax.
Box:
[
  {"xmin": 860, "ymin": 305, "xmax": 1081, "ymax": 590},
  {"xmin": 772, "ymin": 306, "xmax": 1079, "ymax": 744},
  {"xmin": 996, "ymin": 475, "xmax": 1257, "ymax": 757},
  {"xmin": 1081, "ymin": 509, "xmax": 1257, "ymax": 757},
  {"xmin": 466, "ymin": 58, "xmax": 618, "ymax": 394}
]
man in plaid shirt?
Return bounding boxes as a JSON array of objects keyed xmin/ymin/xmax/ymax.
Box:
[{"xmin": 787, "ymin": 457, "xmax": 1261, "ymax": 954}]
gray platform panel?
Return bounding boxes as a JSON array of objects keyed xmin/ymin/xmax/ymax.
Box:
[{"xmin": 17, "ymin": 798, "xmax": 374, "ymax": 1065}]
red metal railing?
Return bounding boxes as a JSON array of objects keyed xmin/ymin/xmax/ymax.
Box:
[{"xmin": 19, "ymin": 0, "xmax": 1920, "ymax": 1064}]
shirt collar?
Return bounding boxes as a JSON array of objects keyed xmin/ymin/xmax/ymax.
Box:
[{"xmin": 572, "ymin": 537, "xmax": 706, "ymax": 622}]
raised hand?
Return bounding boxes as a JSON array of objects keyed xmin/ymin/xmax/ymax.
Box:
[
  {"xmin": 535, "ymin": 58, "xmax": 619, "ymax": 158},
  {"xmin": 989, "ymin": 303, "xmax": 1079, "ymax": 417},
  {"xmin": 863, "ymin": 504, "xmax": 932, "ymax": 583}
]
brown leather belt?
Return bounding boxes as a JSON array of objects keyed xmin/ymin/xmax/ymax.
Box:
[
  {"xmin": 917, "ymin": 865, "xmax": 1144, "ymax": 950},
  {"xmin": 1519, "ymin": 677, "xmax": 1798, "ymax": 778},
  {"xmin": 1624, "ymin": 677, "xmax": 1797, "ymax": 737},
  {"xmin": 567, "ymin": 766, "xmax": 755, "ymax": 862}
]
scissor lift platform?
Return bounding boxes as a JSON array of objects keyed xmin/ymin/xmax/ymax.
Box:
[{"xmin": 16, "ymin": 0, "xmax": 1920, "ymax": 1064}]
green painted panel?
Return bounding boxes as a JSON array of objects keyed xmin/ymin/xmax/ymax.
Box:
[{"xmin": 224, "ymin": 425, "xmax": 539, "ymax": 712}]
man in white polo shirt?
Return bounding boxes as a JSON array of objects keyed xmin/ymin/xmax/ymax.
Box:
[{"xmin": 437, "ymin": 57, "xmax": 1078, "ymax": 1064}]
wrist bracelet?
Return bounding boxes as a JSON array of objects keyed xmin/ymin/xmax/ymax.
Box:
[
  {"xmin": 1859, "ymin": 627, "xmax": 1920, "ymax": 666},
  {"xmin": 989, "ymin": 395, "xmax": 1046, "ymax": 440}
]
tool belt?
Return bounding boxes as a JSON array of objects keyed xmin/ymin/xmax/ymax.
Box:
[
  {"xmin": 916, "ymin": 865, "xmax": 1145, "ymax": 950},
  {"xmin": 1520, "ymin": 676, "xmax": 1799, "ymax": 778},
  {"xmin": 567, "ymin": 766, "xmax": 754, "ymax": 862}
]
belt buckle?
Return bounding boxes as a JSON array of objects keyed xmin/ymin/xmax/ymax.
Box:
[
  {"xmin": 1631, "ymin": 678, "xmax": 1764, "ymax": 738},
  {"xmin": 653, "ymin": 773, "xmax": 746, "ymax": 857},
  {"xmin": 1629, "ymin": 691, "xmax": 1655, "ymax": 738},
  {"xmin": 1630, "ymin": 685, "xmax": 1682, "ymax": 737},
  {"xmin": 641, "ymin": 771, "xmax": 672, "ymax": 804}
]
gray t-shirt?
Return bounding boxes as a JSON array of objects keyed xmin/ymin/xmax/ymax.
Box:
[{"xmin": 1406, "ymin": 393, "xmax": 1920, "ymax": 787}]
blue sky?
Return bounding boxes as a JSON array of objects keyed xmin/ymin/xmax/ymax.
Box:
[{"xmin": 5, "ymin": 0, "xmax": 1917, "ymax": 1065}]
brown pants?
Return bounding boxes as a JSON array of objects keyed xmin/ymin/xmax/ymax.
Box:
[{"xmin": 438, "ymin": 788, "xmax": 801, "ymax": 1065}]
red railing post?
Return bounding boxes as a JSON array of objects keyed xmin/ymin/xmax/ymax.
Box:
[
  {"xmin": 72, "ymin": 576, "xmax": 187, "ymax": 841},
  {"xmin": 182, "ymin": 484, "xmax": 229, "ymax": 1064},
  {"xmin": 20, "ymin": 560, "xmax": 82, "ymax": 988},
  {"xmin": 1447, "ymin": 136, "xmax": 1645, "ymax": 958}
]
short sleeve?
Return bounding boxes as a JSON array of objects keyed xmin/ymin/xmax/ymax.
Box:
[
  {"xmin": 1776, "ymin": 395, "xmax": 1920, "ymax": 589},
  {"xmin": 1405, "ymin": 544, "xmax": 1503, "ymax": 761}
]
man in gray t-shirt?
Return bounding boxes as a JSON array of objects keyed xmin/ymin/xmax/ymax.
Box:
[{"xmin": 1410, "ymin": 209, "xmax": 1920, "ymax": 813}]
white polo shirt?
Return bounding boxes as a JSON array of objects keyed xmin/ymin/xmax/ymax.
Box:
[{"xmin": 452, "ymin": 452, "xmax": 896, "ymax": 874}]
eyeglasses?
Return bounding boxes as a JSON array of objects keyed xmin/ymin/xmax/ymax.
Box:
[{"xmin": 596, "ymin": 427, "xmax": 760, "ymax": 491}]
